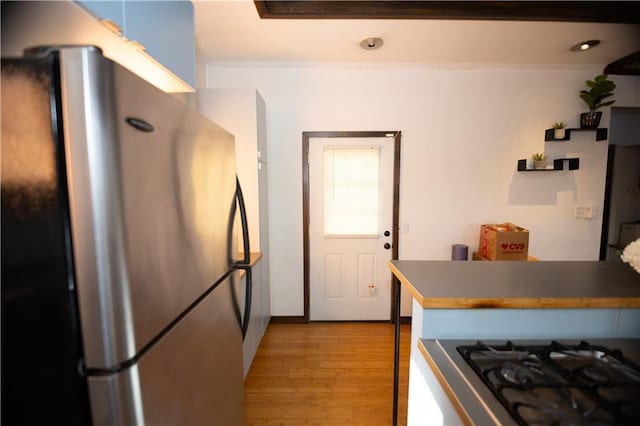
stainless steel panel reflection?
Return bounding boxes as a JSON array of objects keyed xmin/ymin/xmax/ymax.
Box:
[
  {"xmin": 60, "ymin": 47, "xmax": 237, "ymax": 368},
  {"xmin": 113, "ymin": 50, "xmax": 237, "ymax": 363},
  {"xmin": 87, "ymin": 368, "xmax": 144, "ymax": 426},
  {"xmin": 61, "ymin": 47, "xmax": 135, "ymax": 369},
  {"xmin": 135, "ymin": 277, "xmax": 245, "ymax": 425}
]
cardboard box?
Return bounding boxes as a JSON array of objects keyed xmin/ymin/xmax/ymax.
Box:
[
  {"xmin": 473, "ymin": 251, "xmax": 539, "ymax": 261},
  {"xmin": 478, "ymin": 222, "xmax": 529, "ymax": 261}
]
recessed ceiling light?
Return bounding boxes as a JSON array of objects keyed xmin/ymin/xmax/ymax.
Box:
[
  {"xmin": 570, "ymin": 39, "xmax": 600, "ymax": 52},
  {"xmin": 360, "ymin": 37, "xmax": 383, "ymax": 50}
]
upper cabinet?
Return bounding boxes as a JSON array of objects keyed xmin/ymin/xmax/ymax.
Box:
[
  {"xmin": 77, "ymin": 1, "xmax": 125, "ymax": 29},
  {"xmin": 3, "ymin": 1, "xmax": 193, "ymax": 92},
  {"xmin": 77, "ymin": 0, "xmax": 195, "ymax": 90},
  {"xmin": 123, "ymin": 2, "xmax": 195, "ymax": 89}
]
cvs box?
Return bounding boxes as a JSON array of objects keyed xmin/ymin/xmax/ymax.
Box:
[{"xmin": 478, "ymin": 222, "xmax": 529, "ymax": 261}]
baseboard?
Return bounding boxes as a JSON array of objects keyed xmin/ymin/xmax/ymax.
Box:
[
  {"xmin": 269, "ymin": 316, "xmax": 412, "ymax": 324},
  {"xmin": 269, "ymin": 316, "xmax": 306, "ymax": 324},
  {"xmin": 310, "ymin": 319, "xmax": 391, "ymax": 323}
]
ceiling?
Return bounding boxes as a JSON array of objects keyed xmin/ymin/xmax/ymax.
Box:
[{"xmin": 194, "ymin": 1, "xmax": 640, "ymax": 69}]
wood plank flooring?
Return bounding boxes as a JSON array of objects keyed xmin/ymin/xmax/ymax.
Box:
[{"xmin": 244, "ymin": 322, "xmax": 411, "ymax": 426}]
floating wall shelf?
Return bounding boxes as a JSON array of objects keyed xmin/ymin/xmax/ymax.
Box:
[
  {"xmin": 517, "ymin": 158, "xmax": 580, "ymax": 172},
  {"xmin": 544, "ymin": 128, "xmax": 608, "ymax": 142}
]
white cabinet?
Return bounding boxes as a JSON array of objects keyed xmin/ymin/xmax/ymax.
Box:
[
  {"xmin": 122, "ymin": 1, "xmax": 195, "ymax": 89},
  {"xmin": 76, "ymin": 0, "xmax": 195, "ymax": 89},
  {"xmin": 196, "ymin": 89, "xmax": 268, "ymax": 253},
  {"xmin": 241, "ymin": 257, "xmax": 265, "ymax": 378},
  {"xmin": 197, "ymin": 89, "xmax": 271, "ymax": 375},
  {"xmin": 3, "ymin": 1, "xmax": 194, "ymax": 91},
  {"xmin": 76, "ymin": 1, "xmax": 124, "ymax": 26}
]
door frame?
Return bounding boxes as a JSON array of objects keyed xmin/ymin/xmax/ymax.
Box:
[{"xmin": 302, "ymin": 131, "xmax": 401, "ymax": 323}]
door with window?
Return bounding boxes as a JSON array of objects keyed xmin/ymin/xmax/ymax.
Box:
[{"xmin": 307, "ymin": 136, "xmax": 396, "ymax": 320}]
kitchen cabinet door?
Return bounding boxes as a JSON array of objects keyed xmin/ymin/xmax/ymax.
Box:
[
  {"xmin": 124, "ymin": 1, "xmax": 195, "ymax": 88},
  {"xmin": 196, "ymin": 89, "xmax": 270, "ymax": 253},
  {"xmin": 75, "ymin": 0, "xmax": 195, "ymax": 90},
  {"xmin": 197, "ymin": 90, "xmax": 271, "ymax": 374},
  {"xmin": 241, "ymin": 259, "xmax": 263, "ymax": 378},
  {"xmin": 77, "ymin": 1, "xmax": 124, "ymax": 31}
]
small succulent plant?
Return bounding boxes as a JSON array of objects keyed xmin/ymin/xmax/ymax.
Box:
[
  {"xmin": 532, "ymin": 153, "xmax": 546, "ymax": 161},
  {"xmin": 552, "ymin": 121, "xmax": 566, "ymax": 129}
]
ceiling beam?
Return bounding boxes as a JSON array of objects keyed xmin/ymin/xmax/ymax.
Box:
[
  {"xmin": 254, "ymin": 1, "xmax": 640, "ymax": 24},
  {"xmin": 604, "ymin": 50, "xmax": 640, "ymax": 76}
]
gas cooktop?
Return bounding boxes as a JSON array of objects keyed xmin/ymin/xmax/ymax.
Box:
[{"xmin": 456, "ymin": 340, "xmax": 640, "ymax": 425}]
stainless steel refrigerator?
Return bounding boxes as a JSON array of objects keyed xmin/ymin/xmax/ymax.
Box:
[{"xmin": 2, "ymin": 46, "xmax": 250, "ymax": 425}]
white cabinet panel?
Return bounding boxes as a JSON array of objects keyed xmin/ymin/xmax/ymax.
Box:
[
  {"xmin": 4, "ymin": 2, "xmax": 191, "ymax": 92},
  {"xmin": 196, "ymin": 89, "xmax": 265, "ymax": 251},
  {"xmin": 77, "ymin": 1, "xmax": 124, "ymax": 29},
  {"xmin": 76, "ymin": 0, "xmax": 195, "ymax": 89},
  {"xmin": 241, "ymin": 263, "xmax": 262, "ymax": 378},
  {"xmin": 197, "ymin": 90, "xmax": 271, "ymax": 375},
  {"xmin": 123, "ymin": 1, "xmax": 195, "ymax": 88}
]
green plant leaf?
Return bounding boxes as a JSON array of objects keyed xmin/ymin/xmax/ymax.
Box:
[
  {"xmin": 580, "ymin": 92, "xmax": 595, "ymax": 108},
  {"xmin": 594, "ymin": 100, "xmax": 615, "ymax": 110},
  {"xmin": 532, "ymin": 152, "xmax": 545, "ymax": 160},
  {"xmin": 581, "ymin": 74, "xmax": 615, "ymax": 111},
  {"xmin": 600, "ymin": 81, "xmax": 616, "ymax": 92}
]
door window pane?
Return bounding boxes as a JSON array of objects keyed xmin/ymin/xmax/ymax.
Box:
[{"xmin": 323, "ymin": 147, "xmax": 380, "ymax": 236}]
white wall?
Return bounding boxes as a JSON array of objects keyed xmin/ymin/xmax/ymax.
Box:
[{"xmin": 205, "ymin": 63, "xmax": 640, "ymax": 316}]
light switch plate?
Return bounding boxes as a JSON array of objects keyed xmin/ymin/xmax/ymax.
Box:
[{"xmin": 575, "ymin": 205, "xmax": 593, "ymax": 219}]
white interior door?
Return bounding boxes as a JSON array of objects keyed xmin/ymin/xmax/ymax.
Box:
[{"xmin": 309, "ymin": 137, "xmax": 394, "ymax": 320}]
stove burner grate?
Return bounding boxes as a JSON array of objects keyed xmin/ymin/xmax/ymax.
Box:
[{"xmin": 457, "ymin": 340, "xmax": 640, "ymax": 426}]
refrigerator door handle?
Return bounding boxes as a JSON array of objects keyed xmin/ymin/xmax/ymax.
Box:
[
  {"xmin": 235, "ymin": 177, "xmax": 250, "ymax": 265},
  {"xmin": 233, "ymin": 176, "xmax": 252, "ymax": 340},
  {"xmin": 233, "ymin": 264, "xmax": 252, "ymax": 341}
]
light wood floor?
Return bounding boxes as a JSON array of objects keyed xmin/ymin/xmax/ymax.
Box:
[{"xmin": 244, "ymin": 322, "xmax": 411, "ymax": 426}]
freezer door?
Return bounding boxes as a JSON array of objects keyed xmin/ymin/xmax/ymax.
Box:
[
  {"xmin": 88, "ymin": 277, "xmax": 246, "ymax": 425},
  {"xmin": 1, "ymin": 56, "xmax": 92, "ymax": 425},
  {"xmin": 58, "ymin": 47, "xmax": 238, "ymax": 368}
]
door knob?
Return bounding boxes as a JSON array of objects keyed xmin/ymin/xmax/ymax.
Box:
[
  {"xmin": 384, "ymin": 230, "xmax": 390, "ymax": 237},
  {"xmin": 384, "ymin": 243, "xmax": 391, "ymax": 250}
]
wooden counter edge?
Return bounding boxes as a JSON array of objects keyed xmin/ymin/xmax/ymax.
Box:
[
  {"xmin": 388, "ymin": 261, "xmax": 428, "ymax": 306},
  {"xmin": 417, "ymin": 340, "xmax": 474, "ymax": 426},
  {"xmin": 248, "ymin": 252, "xmax": 262, "ymax": 267},
  {"xmin": 419, "ymin": 297, "xmax": 640, "ymax": 309},
  {"xmin": 238, "ymin": 252, "xmax": 263, "ymax": 278},
  {"xmin": 387, "ymin": 261, "xmax": 640, "ymax": 309}
]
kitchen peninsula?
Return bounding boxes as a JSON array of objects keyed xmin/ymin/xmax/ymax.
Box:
[{"xmin": 389, "ymin": 260, "xmax": 640, "ymax": 425}]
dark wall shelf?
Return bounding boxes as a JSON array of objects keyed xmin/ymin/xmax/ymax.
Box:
[
  {"xmin": 517, "ymin": 158, "xmax": 580, "ymax": 172},
  {"xmin": 520, "ymin": 127, "xmax": 603, "ymax": 173},
  {"xmin": 544, "ymin": 128, "xmax": 608, "ymax": 142}
]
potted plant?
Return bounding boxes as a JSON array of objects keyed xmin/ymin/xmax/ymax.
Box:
[
  {"xmin": 552, "ymin": 121, "xmax": 567, "ymax": 139},
  {"xmin": 532, "ymin": 153, "xmax": 547, "ymax": 170},
  {"xmin": 579, "ymin": 74, "xmax": 616, "ymax": 129}
]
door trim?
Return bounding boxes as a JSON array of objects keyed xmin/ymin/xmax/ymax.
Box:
[{"xmin": 302, "ymin": 131, "xmax": 401, "ymax": 323}]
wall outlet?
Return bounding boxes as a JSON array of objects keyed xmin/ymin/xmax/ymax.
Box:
[{"xmin": 575, "ymin": 205, "xmax": 593, "ymax": 219}]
